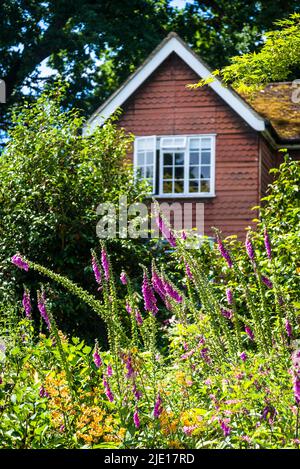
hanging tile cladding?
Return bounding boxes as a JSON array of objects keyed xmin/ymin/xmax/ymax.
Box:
[{"xmin": 117, "ymin": 53, "xmax": 260, "ymax": 239}]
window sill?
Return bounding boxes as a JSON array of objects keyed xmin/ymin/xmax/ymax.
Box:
[{"xmin": 145, "ymin": 193, "xmax": 216, "ymax": 199}]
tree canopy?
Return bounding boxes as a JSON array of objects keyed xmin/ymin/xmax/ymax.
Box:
[{"xmin": 1, "ymin": 0, "xmax": 300, "ymax": 135}]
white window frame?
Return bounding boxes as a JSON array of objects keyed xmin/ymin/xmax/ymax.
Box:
[
  {"xmin": 134, "ymin": 134, "xmax": 216, "ymax": 198},
  {"xmin": 133, "ymin": 136, "xmax": 157, "ymax": 195}
]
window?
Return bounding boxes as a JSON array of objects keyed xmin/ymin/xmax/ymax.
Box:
[{"xmin": 134, "ymin": 135, "xmax": 215, "ymax": 196}]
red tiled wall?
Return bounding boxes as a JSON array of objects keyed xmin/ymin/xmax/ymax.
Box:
[{"xmin": 117, "ymin": 53, "xmax": 260, "ymax": 239}]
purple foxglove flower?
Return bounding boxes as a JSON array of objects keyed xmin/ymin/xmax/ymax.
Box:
[
  {"xmin": 200, "ymin": 348, "xmax": 211, "ymax": 364},
  {"xmin": 264, "ymin": 227, "xmax": 272, "ymax": 260},
  {"xmin": 285, "ymin": 319, "xmax": 292, "ymax": 338},
  {"xmin": 217, "ymin": 237, "xmax": 233, "ymax": 268},
  {"xmin": 123, "ymin": 355, "xmax": 135, "ymax": 379},
  {"xmin": 245, "ymin": 233, "xmax": 255, "ymax": 261},
  {"xmin": 293, "ymin": 376, "xmax": 300, "ymax": 405},
  {"xmin": 163, "ymin": 279, "xmax": 182, "ymax": 304},
  {"xmin": 22, "ymin": 290, "xmax": 31, "ymax": 318},
  {"xmin": 261, "ymin": 276, "xmax": 273, "ymax": 289},
  {"xmin": 181, "ymin": 231, "xmax": 187, "ymax": 240},
  {"xmin": 226, "ymin": 288, "xmax": 233, "ymax": 305},
  {"xmin": 101, "ymin": 248, "xmax": 110, "ymax": 280},
  {"xmin": 155, "ymin": 215, "xmax": 176, "ymax": 248},
  {"xmin": 11, "ymin": 254, "xmax": 29, "ymax": 271},
  {"xmin": 261, "ymin": 405, "xmax": 277, "ymax": 421},
  {"xmin": 120, "ymin": 271, "xmax": 127, "ymax": 285},
  {"xmin": 135, "ymin": 310, "xmax": 143, "ymax": 326},
  {"xmin": 37, "ymin": 292, "xmax": 51, "ymax": 330},
  {"xmin": 153, "ymin": 393, "xmax": 163, "ymax": 419},
  {"xmin": 220, "ymin": 420, "xmax": 231, "ymax": 437},
  {"xmin": 39, "ymin": 386, "xmax": 49, "ymax": 398},
  {"xmin": 103, "ymin": 377, "xmax": 114, "ymax": 402},
  {"xmin": 185, "ymin": 262, "xmax": 193, "ymax": 280},
  {"xmin": 60, "ymin": 424, "xmax": 65, "ymax": 433},
  {"xmin": 151, "ymin": 270, "xmax": 166, "ymax": 301},
  {"xmin": 240, "ymin": 351, "xmax": 247, "ymax": 362},
  {"xmin": 93, "ymin": 342, "xmax": 102, "ymax": 368},
  {"xmin": 181, "ymin": 349, "xmax": 195, "ymax": 360},
  {"xmin": 245, "ymin": 326, "xmax": 254, "ymax": 341},
  {"xmin": 126, "ymin": 303, "xmax": 132, "ymax": 314},
  {"xmin": 107, "ymin": 365, "xmax": 113, "ymax": 377},
  {"xmin": 133, "ymin": 407, "xmax": 140, "ymax": 429},
  {"xmin": 221, "ymin": 308, "xmax": 233, "ymax": 320},
  {"xmin": 142, "ymin": 272, "xmax": 158, "ymax": 315},
  {"xmin": 91, "ymin": 254, "xmax": 102, "ymax": 285},
  {"xmin": 133, "ymin": 384, "xmax": 142, "ymax": 401}
]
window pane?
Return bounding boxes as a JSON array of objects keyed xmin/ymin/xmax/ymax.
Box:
[
  {"xmin": 201, "ymin": 138, "xmax": 211, "ymax": 150},
  {"xmin": 200, "ymin": 180, "xmax": 210, "ymax": 192},
  {"xmin": 163, "ymin": 153, "xmax": 173, "ymax": 165},
  {"xmin": 137, "ymin": 137, "xmax": 154, "ymax": 151},
  {"xmin": 163, "ymin": 167, "xmax": 172, "ymax": 179},
  {"xmin": 146, "ymin": 151, "xmax": 154, "ymax": 165},
  {"xmin": 189, "ymin": 166, "xmax": 199, "ymax": 179},
  {"xmin": 137, "ymin": 153, "xmax": 144, "ymax": 166},
  {"xmin": 201, "ymin": 151, "xmax": 211, "ymax": 165},
  {"xmin": 174, "ymin": 180, "xmax": 184, "ymax": 193},
  {"xmin": 163, "ymin": 180, "xmax": 172, "ymax": 193},
  {"xmin": 200, "ymin": 166, "xmax": 210, "ymax": 179},
  {"xmin": 175, "ymin": 167, "xmax": 184, "ymax": 179},
  {"xmin": 189, "ymin": 138, "xmax": 200, "ymax": 150},
  {"xmin": 146, "ymin": 166, "xmax": 153, "ymax": 178},
  {"xmin": 175, "ymin": 152, "xmax": 184, "ymax": 165},
  {"xmin": 189, "ymin": 181, "xmax": 199, "ymax": 193},
  {"xmin": 190, "ymin": 151, "xmax": 200, "ymax": 165}
]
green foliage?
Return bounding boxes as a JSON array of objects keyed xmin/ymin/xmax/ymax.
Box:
[
  {"xmin": 2, "ymin": 1, "xmax": 300, "ymax": 133},
  {"xmin": 0, "ymin": 85, "xmax": 147, "ymax": 341},
  {"xmin": 192, "ymin": 13, "xmax": 300, "ymax": 94}
]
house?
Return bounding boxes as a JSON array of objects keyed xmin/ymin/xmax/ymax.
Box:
[{"xmin": 85, "ymin": 33, "xmax": 300, "ymax": 239}]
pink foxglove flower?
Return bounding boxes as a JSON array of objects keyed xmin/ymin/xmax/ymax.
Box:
[
  {"xmin": 11, "ymin": 254, "xmax": 29, "ymax": 271},
  {"xmin": 135, "ymin": 310, "xmax": 143, "ymax": 326},
  {"xmin": 142, "ymin": 272, "xmax": 158, "ymax": 315},
  {"xmin": 245, "ymin": 233, "xmax": 255, "ymax": 261},
  {"xmin": 221, "ymin": 308, "xmax": 233, "ymax": 320},
  {"xmin": 261, "ymin": 276, "xmax": 273, "ymax": 289},
  {"xmin": 155, "ymin": 215, "xmax": 176, "ymax": 247},
  {"xmin": 93, "ymin": 342, "xmax": 102, "ymax": 368},
  {"xmin": 240, "ymin": 351, "xmax": 247, "ymax": 362},
  {"xmin": 22, "ymin": 289, "xmax": 31, "ymax": 318},
  {"xmin": 103, "ymin": 377, "xmax": 114, "ymax": 402},
  {"xmin": 285, "ymin": 319, "xmax": 292, "ymax": 338},
  {"xmin": 245, "ymin": 326, "xmax": 254, "ymax": 341},
  {"xmin": 133, "ymin": 407, "xmax": 140, "ymax": 429},
  {"xmin": 91, "ymin": 254, "xmax": 102, "ymax": 285},
  {"xmin": 153, "ymin": 393, "xmax": 163, "ymax": 418},
  {"xmin": 226, "ymin": 288, "xmax": 233, "ymax": 305},
  {"xmin": 264, "ymin": 227, "xmax": 272, "ymax": 260},
  {"xmin": 120, "ymin": 271, "xmax": 127, "ymax": 285},
  {"xmin": 217, "ymin": 236, "xmax": 233, "ymax": 268},
  {"xmin": 220, "ymin": 419, "xmax": 231, "ymax": 437},
  {"xmin": 37, "ymin": 292, "xmax": 51, "ymax": 330},
  {"xmin": 101, "ymin": 247, "xmax": 110, "ymax": 280},
  {"xmin": 107, "ymin": 365, "xmax": 113, "ymax": 377}
]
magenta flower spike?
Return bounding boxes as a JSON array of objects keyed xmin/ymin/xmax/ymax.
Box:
[
  {"xmin": 11, "ymin": 254, "xmax": 29, "ymax": 272},
  {"xmin": 245, "ymin": 233, "xmax": 255, "ymax": 262},
  {"xmin": 185, "ymin": 262, "xmax": 193, "ymax": 280},
  {"xmin": 133, "ymin": 407, "xmax": 140, "ymax": 429},
  {"xmin": 22, "ymin": 290, "xmax": 31, "ymax": 318},
  {"xmin": 261, "ymin": 276, "xmax": 273, "ymax": 289},
  {"xmin": 101, "ymin": 247, "xmax": 110, "ymax": 280},
  {"xmin": 91, "ymin": 254, "xmax": 102, "ymax": 285},
  {"xmin": 245, "ymin": 326, "xmax": 254, "ymax": 341},
  {"xmin": 240, "ymin": 351, "xmax": 247, "ymax": 362},
  {"xmin": 221, "ymin": 308, "xmax": 233, "ymax": 320},
  {"xmin": 135, "ymin": 310, "xmax": 143, "ymax": 326},
  {"xmin": 142, "ymin": 271, "xmax": 158, "ymax": 315},
  {"xmin": 264, "ymin": 227, "xmax": 272, "ymax": 260},
  {"xmin": 285, "ymin": 319, "xmax": 292, "ymax": 338},
  {"xmin": 93, "ymin": 342, "xmax": 102, "ymax": 368},
  {"xmin": 107, "ymin": 364, "xmax": 113, "ymax": 377},
  {"xmin": 220, "ymin": 420, "xmax": 231, "ymax": 437},
  {"xmin": 155, "ymin": 215, "xmax": 176, "ymax": 248},
  {"xmin": 153, "ymin": 393, "xmax": 163, "ymax": 419},
  {"xmin": 216, "ymin": 236, "xmax": 233, "ymax": 268},
  {"xmin": 37, "ymin": 292, "xmax": 51, "ymax": 330},
  {"xmin": 120, "ymin": 271, "xmax": 127, "ymax": 285},
  {"xmin": 226, "ymin": 288, "xmax": 233, "ymax": 305},
  {"xmin": 103, "ymin": 377, "xmax": 114, "ymax": 402}
]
